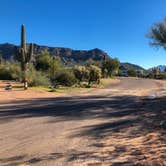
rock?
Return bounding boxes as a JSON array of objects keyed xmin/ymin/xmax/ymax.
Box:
[{"xmin": 5, "ymin": 84, "xmax": 12, "ymax": 90}]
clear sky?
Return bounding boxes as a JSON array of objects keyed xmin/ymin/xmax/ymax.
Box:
[{"xmin": 0, "ymin": 0, "xmax": 166, "ymax": 69}]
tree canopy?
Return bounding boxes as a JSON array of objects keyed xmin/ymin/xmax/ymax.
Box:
[{"xmin": 148, "ymin": 18, "xmax": 166, "ymax": 49}]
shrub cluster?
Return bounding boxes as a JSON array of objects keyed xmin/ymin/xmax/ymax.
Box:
[
  {"xmin": 0, "ymin": 50, "xmax": 121, "ymax": 88},
  {"xmin": 52, "ymin": 69, "xmax": 77, "ymax": 87},
  {"xmin": 0, "ymin": 63, "xmax": 21, "ymax": 80}
]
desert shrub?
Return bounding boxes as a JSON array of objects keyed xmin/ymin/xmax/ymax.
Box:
[
  {"xmin": 146, "ymin": 72, "xmax": 154, "ymax": 78},
  {"xmin": 73, "ymin": 65, "xmax": 89, "ymax": 82},
  {"xmin": 117, "ymin": 69, "xmax": 122, "ymax": 76},
  {"xmin": 151, "ymin": 67, "xmax": 159, "ymax": 79},
  {"xmin": 26, "ymin": 65, "xmax": 50, "ymax": 87},
  {"xmin": 0, "ymin": 65, "xmax": 12, "ymax": 80},
  {"xmin": 128, "ymin": 69, "xmax": 137, "ymax": 77},
  {"xmin": 49, "ymin": 56, "xmax": 63, "ymax": 79},
  {"xmin": 0, "ymin": 63, "xmax": 21, "ymax": 80},
  {"xmin": 52, "ymin": 69, "xmax": 77, "ymax": 87},
  {"xmin": 10, "ymin": 63, "xmax": 22, "ymax": 81},
  {"xmin": 101, "ymin": 58, "xmax": 120, "ymax": 77},
  {"xmin": 88, "ymin": 65, "xmax": 102, "ymax": 85},
  {"xmin": 35, "ymin": 50, "xmax": 51, "ymax": 71},
  {"xmin": 157, "ymin": 73, "xmax": 166, "ymax": 79},
  {"xmin": 86, "ymin": 59, "xmax": 101, "ymax": 67}
]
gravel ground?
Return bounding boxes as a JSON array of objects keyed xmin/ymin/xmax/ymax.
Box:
[{"xmin": 0, "ymin": 78, "xmax": 165, "ymax": 166}]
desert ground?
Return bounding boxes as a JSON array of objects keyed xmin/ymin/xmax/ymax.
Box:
[{"xmin": 0, "ymin": 77, "xmax": 165, "ymax": 166}]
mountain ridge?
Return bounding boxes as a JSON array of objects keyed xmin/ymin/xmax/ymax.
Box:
[
  {"xmin": 0, "ymin": 43, "xmax": 110, "ymax": 63},
  {"xmin": 120, "ymin": 62, "xmax": 146, "ymax": 71},
  {"xmin": 0, "ymin": 43, "xmax": 146, "ymax": 71},
  {"xmin": 148, "ymin": 65, "xmax": 166, "ymax": 72}
]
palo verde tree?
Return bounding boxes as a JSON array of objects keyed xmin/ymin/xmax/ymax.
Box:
[
  {"xmin": 148, "ymin": 18, "xmax": 166, "ymax": 49},
  {"xmin": 14, "ymin": 24, "xmax": 33, "ymax": 90},
  {"xmin": 101, "ymin": 58, "xmax": 120, "ymax": 77},
  {"xmin": 35, "ymin": 50, "xmax": 51, "ymax": 71}
]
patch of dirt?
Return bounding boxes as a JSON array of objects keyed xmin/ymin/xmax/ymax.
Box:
[{"xmin": 0, "ymin": 78, "xmax": 165, "ymax": 166}]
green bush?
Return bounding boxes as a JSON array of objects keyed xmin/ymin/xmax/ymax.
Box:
[
  {"xmin": 10, "ymin": 63, "xmax": 22, "ymax": 81},
  {"xmin": 26, "ymin": 65, "xmax": 50, "ymax": 87},
  {"xmin": 0, "ymin": 65, "xmax": 12, "ymax": 80},
  {"xmin": 128, "ymin": 69, "xmax": 137, "ymax": 77},
  {"xmin": 88, "ymin": 65, "xmax": 102, "ymax": 85},
  {"xmin": 0, "ymin": 63, "xmax": 21, "ymax": 80},
  {"xmin": 73, "ymin": 65, "xmax": 89, "ymax": 82},
  {"xmin": 52, "ymin": 69, "xmax": 77, "ymax": 87},
  {"xmin": 35, "ymin": 50, "xmax": 51, "ymax": 71},
  {"xmin": 157, "ymin": 73, "xmax": 166, "ymax": 80},
  {"xmin": 101, "ymin": 58, "xmax": 120, "ymax": 77},
  {"xmin": 49, "ymin": 56, "xmax": 63, "ymax": 79},
  {"xmin": 86, "ymin": 59, "xmax": 101, "ymax": 67}
]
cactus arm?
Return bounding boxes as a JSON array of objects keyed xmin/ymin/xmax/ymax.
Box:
[{"xmin": 26, "ymin": 43, "xmax": 33, "ymax": 62}]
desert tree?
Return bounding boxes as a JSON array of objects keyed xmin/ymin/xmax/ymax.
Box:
[
  {"xmin": 49, "ymin": 56, "xmax": 62, "ymax": 80},
  {"xmin": 35, "ymin": 49, "xmax": 51, "ymax": 71},
  {"xmin": 127, "ymin": 69, "xmax": 137, "ymax": 77},
  {"xmin": 148, "ymin": 18, "xmax": 166, "ymax": 49},
  {"xmin": 101, "ymin": 58, "xmax": 120, "ymax": 77}
]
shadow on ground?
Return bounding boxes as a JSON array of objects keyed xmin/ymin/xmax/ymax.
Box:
[{"xmin": 0, "ymin": 94, "xmax": 165, "ymax": 165}]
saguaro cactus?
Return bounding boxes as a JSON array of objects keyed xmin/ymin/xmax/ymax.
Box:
[{"xmin": 15, "ymin": 24, "xmax": 33, "ymax": 90}]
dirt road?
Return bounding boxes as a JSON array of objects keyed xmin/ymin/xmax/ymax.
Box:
[{"xmin": 0, "ymin": 78, "xmax": 165, "ymax": 166}]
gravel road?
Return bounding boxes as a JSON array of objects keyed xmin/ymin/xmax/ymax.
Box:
[{"xmin": 0, "ymin": 78, "xmax": 165, "ymax": 166}]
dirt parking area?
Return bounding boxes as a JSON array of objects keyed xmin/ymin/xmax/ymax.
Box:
[{"xmin": 0, "ymin": 78, "xmax": 165, "ymax": 166}]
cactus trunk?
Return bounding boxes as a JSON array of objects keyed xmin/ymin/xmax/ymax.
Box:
[
  {"xmin": 21, "ymin": 25, "xmax": 26, "ymax": 53},
  {"xmin": 14, "ymin": 24, "xmax": 33, "ymax": 90}
]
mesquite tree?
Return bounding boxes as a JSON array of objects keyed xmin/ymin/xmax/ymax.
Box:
[{"xmin": 14, "ymin": 25, "xmax": 33, "ymax": 89}]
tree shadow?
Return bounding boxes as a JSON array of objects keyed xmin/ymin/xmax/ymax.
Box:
[
  {"xmin": 0, "ymin": 153, "xmax": 63, "ymax": 166},
  {"xmin": 0, "ymin": 95, "xmax": 141, "ymax": 122},
  {"xmin": 0, "ymin": 94, "xmax": 165, "ymax": 165}
]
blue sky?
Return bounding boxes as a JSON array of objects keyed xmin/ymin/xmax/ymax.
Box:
[{"xmin": 0, "ymin": 0, "xmax": 166, "ymax": 68}]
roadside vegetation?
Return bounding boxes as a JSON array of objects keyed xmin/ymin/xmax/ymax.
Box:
[
  {"xmin": 0, "ymin": 25, "xmax": 120, "ymax": 91},
  {"xmin": 0, "ymin": 55, "xmax": 120, "ymax": 90},
  {"xmin": 2, "ymin": 18, "xmax": 166, "ymax": 91}
]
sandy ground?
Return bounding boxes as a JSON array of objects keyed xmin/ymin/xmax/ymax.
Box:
[{"xmin": 0, "ymin": 77, "xmax": 165, "ymax": 166}]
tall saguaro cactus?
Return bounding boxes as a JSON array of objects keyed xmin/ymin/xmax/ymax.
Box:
[{"xmin": 15, "ymin": 24, "xmax": 33, "ymax": 90}]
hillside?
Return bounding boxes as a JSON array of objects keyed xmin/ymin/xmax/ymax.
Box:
[
  {"xmin": 0, "ymin": 43, "xmax": 147, "ymax": 71},
  {"xmin": 120, "ymin": 62, "xmax": 146, "ymax": 71},
  {"xmin": 149, "ymin": 65, "xmax": 166, "ymax": 72},
  {"xmin": 0, "ymin": 43, "xmax": 110, "ymax": 64}
]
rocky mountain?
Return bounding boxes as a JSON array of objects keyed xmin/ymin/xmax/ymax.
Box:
[
  {"xmin": 0, "ymin": 43, "xmax": 110, "ymax": 64},
  {"xmin": 149, "ymin": 65, "xmax": 166, "ymax": 72},
  {"xmin": 0, "ymin": 43, "xmax": 16, "ymax": 59},
  {"xmin": 120, "ymin": 62, "xmax": 146, "ymax": 71},
  {"xmin": 157, "ymin": 65, "xmax": 166, "ymax": 71},
  {"xmin": 0, "ymin": 43, "xmax": 148, "ymax": 71}
]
